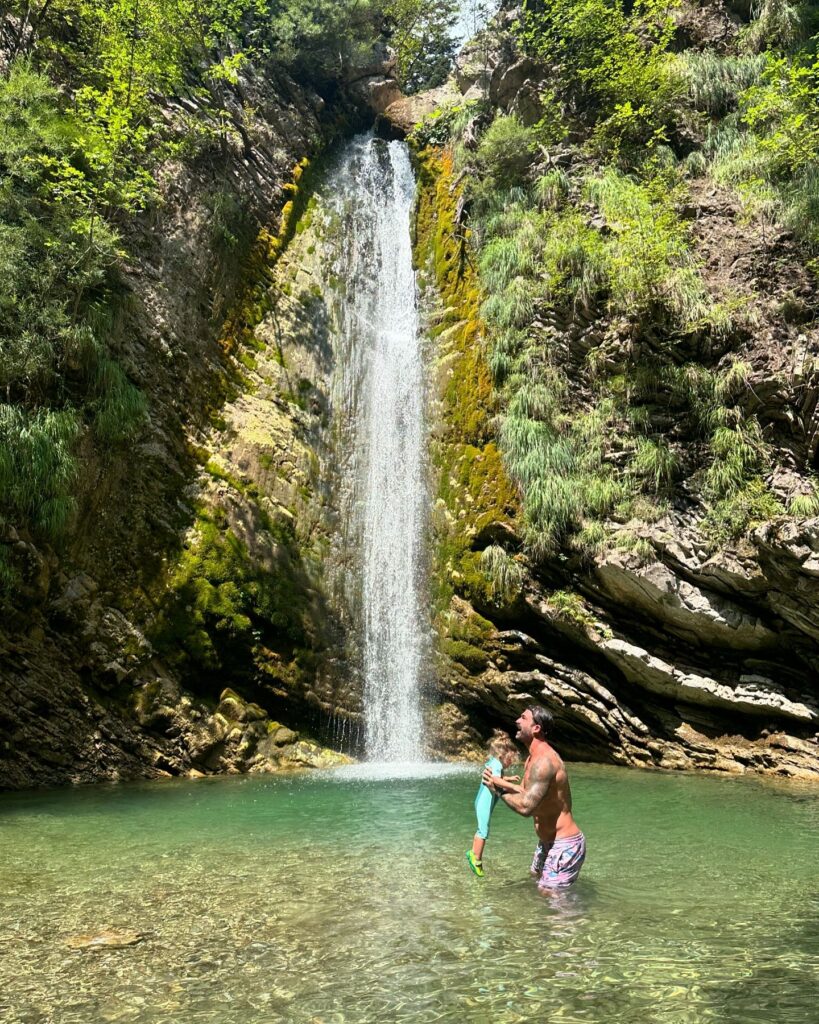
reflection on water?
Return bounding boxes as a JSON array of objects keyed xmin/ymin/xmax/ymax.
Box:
[
  {"xmin": 327, "ymin": 760, "xmax": 474, "ymax": 782},
  {"xmin": 0, "ymin": 764, "xmax": 817, "ymax": 1023}
]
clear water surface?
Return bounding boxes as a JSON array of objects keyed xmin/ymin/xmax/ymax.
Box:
[{"xmin": 1, "ymin": 763, "xmax": 817, "ymax": 1024}]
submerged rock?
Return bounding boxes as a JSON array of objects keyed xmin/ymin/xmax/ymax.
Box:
[{"xmin": 66, "ymin": 930, "xmax": 144, "ymax": 951}]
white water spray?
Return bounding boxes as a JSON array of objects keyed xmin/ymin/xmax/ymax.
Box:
[{"xmin": 325, "ymin": 134, "xmax": 428, "ymax": 762}]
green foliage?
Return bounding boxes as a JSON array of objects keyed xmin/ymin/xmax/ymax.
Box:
[
  {"xmin": 517, "ymin": 0, "xmax": 682, "ymax": 149},
  {"xmin": 788, "ymin": 480, "xmax": 819, "ymax": 517},
  {"xmin": 0, "ymin": 62, "xmax": 147, "ymax": 552},
  {"xmin": 473, "ymin": 115, "xmax": 539, "ymax": 188},
  {"xmin": 708, "ymin": 44, "xmax": 819, "ymax": 245},
  {"xmin": 741, "ymin": 0, "xmax": 809, "ymax": 52},
  {"xmin": 664, "ymin": 360, "xmax": 751, "ymax": 439},
  {"xmin": 384, "ymin": 0, "xmax": 459, "ymax": 92},
  {"xmin": 701, "ymin": 478, "xmax": 784, "ymax": 546},
  {"xmin": 472, "ymin": 145, "xmax": 764, "ymax": 558},
  {"xmin": 411, "ymin": 104, "xmax": 475, "ymax": 149},
  {"xmin": 0, "ymin": 1, "xmax": 390, "ymax": 559},
  {"xmin": 0, "ymin": 63, "xmax": 119, "ymax": 400},
  {"xmin": 631, "ymin": 437, "xmax": 679, "ymax": 492},
  {"xmin": 744, "ymin": 54, "xmax": 819, "ymax": 178},
  {"xmin": 534, "ymin": 168, "xmax": 569, "ymax": 209},
  {"xmin": 499, "ymin": 385, "xmax": 627, "ymax": 556},
  {"xmin": 585, "ymin": 168, "xmax": 718, "ymax": 328},
  {"xmin": 0, "ymin": 405, "xmax": 80, "ymax": 541},
  {"xmin": 704, "ymin": 421, "xmax": 768, "ymax": 499},
  {"xmin": 679, "ymin": 51, "xmax": 766, "ymax": 117},
  {"xmin": 458, "ymin": 0, "xmax": 819, "ymax": 565},
  {"xmin": 479, "ymin": 544, "xmax": 525, "ymax": 604},
  {"xmin": 545, "ymin": 589, "xmax": 610, "ymax": 632}
]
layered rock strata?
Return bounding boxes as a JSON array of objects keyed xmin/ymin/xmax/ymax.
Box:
[
  {"xmin": 0, "ymin": 60, "xmax": 386, "ymax": 789},
  {"xmin": 413, "ymin": 129, "xmax": 819, "ymax": 780}
]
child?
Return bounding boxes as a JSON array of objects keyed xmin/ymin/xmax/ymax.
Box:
[{"xmin": 466, "ymin": 732, "xmax": 520, "ymax": 877}]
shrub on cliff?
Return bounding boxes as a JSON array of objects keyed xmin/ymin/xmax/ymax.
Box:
[
  {"xmin": 0, "ymin": 62, "xmax": 146, "ymax": 560},
  {"xmin": 0, "ymin": 0, "xmax": 390, "ymax": 582},
  {"xmin": 455, "ymin": 0, "xmax": 804, "ymax": 561},
  {"xmin": 518, "ymin": 0, "xmax": 683, "ymax": 150}
]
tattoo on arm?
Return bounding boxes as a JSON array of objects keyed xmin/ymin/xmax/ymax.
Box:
[{"xmin": 501, "ymin": 758, "xmax": 554, "ymax": 817}]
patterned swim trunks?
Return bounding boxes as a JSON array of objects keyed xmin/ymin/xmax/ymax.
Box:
[{"xmin": 530, "ymin": 832, "xmax": 586, "ymax": 889}]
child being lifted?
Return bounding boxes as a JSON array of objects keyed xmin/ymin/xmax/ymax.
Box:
[{"xmin": 466, "ymin": 732, "xmax": 520, "ymax": 877}]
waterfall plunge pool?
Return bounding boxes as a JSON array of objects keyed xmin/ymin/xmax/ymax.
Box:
[{"xmin": 1, "ymin": 764, "xmax": 817, "ymax": 1023}]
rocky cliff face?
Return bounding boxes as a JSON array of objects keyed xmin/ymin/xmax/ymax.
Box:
[
  {"xmin": 0, "ymin": 60, "xmax": 382, "ymax": 789},
  {"xmin": 411, "ymin": 2, "xmax": 819, "ymax": 780},
  {"xmin": 4, "ymin": 2, "xmax": 819, "ymax": 790}
]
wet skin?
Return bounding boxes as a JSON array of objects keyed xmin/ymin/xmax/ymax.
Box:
[{"xmin": 482, "ymin": 709, "xmax": 581, "ymax": 843}]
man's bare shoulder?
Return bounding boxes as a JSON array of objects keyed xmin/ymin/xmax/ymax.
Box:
[{"xmin": 527, "ymin": 750, "xmax": 558, "ymax": 785}]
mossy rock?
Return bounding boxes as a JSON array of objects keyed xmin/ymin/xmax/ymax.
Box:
[
  {"xmin": 441, "ymin": 638, "xmax": 491, "ymax": 673},
  {"xmin": 271, "ymin": 726, "xmax": 298, "ymax": 747}
]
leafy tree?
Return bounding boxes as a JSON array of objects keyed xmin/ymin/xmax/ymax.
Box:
[
  {"xmin": 0, "ymin": 0, "xmax": 389, "ymax": 570},
  {"xmin": 517, "ymin": 0, "xmax": 682, "ymax": 149},
  {"xmin": 384, "ymin": 0, "xmax": 460, "ymax": 93},
  {"xmin": 743, "ymin": 52, "xmax": 819, "ymax": 178}
]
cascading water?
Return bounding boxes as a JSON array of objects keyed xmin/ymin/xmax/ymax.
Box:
[{"xmin": 323, "ymin": 133, "xmax": 427, "ymax": 763}]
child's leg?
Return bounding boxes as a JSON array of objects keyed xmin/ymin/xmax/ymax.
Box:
[{"xmin": 471, "ymin": 834, "xmax": 485, "ymax": 861}]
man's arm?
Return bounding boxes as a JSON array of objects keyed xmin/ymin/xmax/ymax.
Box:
[{"xmin": 484, "ymin": 758, "xmax": 554, "ymax": 817}]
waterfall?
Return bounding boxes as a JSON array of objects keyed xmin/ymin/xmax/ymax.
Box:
[{"xmin": 324, "ymin": 133, "xmax": 427, "ymax": 763}]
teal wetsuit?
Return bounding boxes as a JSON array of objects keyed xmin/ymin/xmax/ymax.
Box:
[{"xmin": 474, "ymin": 755, "xmax": 503, "ymax": 840}]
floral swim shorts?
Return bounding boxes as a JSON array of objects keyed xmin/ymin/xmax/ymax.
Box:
[{"xmin": 530, "ymin": 832, "xmax": 586, "ymax": 889}]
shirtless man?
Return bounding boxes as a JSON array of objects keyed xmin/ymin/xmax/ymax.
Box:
[{"xmin": 482, "ymin": 705, "xmax": 586, "ymax": 890}]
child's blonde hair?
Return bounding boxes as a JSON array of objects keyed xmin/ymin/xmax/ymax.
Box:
[{"xmin": 488, "ymin": 731, "xmax": 519, "ymax": 761}]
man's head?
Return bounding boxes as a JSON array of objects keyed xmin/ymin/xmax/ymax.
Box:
[{"xmin": 515, "ymin": 705, "xmax": 553, "ymax": 746}]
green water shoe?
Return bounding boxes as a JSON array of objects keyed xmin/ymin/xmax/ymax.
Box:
[{"xmin": 466, "ymin": 851, "xmax": 484, "ymax": 877}]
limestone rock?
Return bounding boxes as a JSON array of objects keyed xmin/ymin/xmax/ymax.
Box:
[
  {"xmin": 66, "ymin": 930, "xmax": 144, "ymax": 950},
  {"xmin": 594, "ymin": 556, "xmax": 777, "ymax": 650},
  {"xmin": 600, "ymin": 638, "xmax": 818, "ymax": 722},
  {"xmin": 381, "ymin": 82, "xmax": 461, "ymax": 136},
  {"xmin": 488, "ymin": 58, "xmax": 541, "ymax": 108}
]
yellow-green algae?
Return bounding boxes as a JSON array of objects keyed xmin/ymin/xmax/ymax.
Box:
[
  {"xmin": 413, "ymin": 146, "xmax": 520, "ymax": 671},
  {"xmin": 147, "ymin": 503, "xmax": 308, "ymax": 676},
  {"xmin": 219, "ymin": 157, "xmax": 312, "ymax": 360},
  {"xmin": 145, "ymin": 156, "xmax": 327, "ymax": 700}
]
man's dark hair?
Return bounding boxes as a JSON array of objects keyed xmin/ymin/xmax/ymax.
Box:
[{"xmin": 527, "ymin": 705, "xmax": 553, "ymax": 736}]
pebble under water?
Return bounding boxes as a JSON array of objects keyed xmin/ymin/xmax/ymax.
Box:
[{"xmin": 1, "ymin": 763, "xmax": 817, "ymax": 1024}]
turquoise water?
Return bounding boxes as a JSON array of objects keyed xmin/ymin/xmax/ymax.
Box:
[{"xmin": 1, "ymin": 763, "xmax": 817, "ymax": 1024}]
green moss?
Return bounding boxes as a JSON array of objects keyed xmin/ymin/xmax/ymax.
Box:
[
  {"xmin": 148, "ymin": 505, "xmax": 307, "ymax": 674},
  {"xmin": 218, "ymin": 157, "xmax": 313, "ymax": 362},
  {"xmin": 544, "ymin": 589, "xmax": 613, "ymax": 638},
  {"xmin": 440, "ymin": 638, "xmax": 490, "ymax": 673},
  {"xmin": 446, "ymin": 605, "xmax": 494, "ymax": 646},
  {"xmin": 204, "ymin": 460, "xmax": 251, "ymax": 496},
  {"xmin": 414, "ymin": 146, "xmax": 519, "ymax": 598},
  {"xmin": 413, "ymin": 146, "xmax": 523, "ymax": 670},
  {"xmin": 294, "ymin": 196, "xmax": 317, "ymax": 235},
  {"xmin": 414, "ymin": 149, "xmax": 497, "ymax": 447}
]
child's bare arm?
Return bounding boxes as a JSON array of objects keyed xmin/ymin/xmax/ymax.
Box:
[{"xmin": 482, "ymin": 769, "xmax": 522, "ymax": 794}]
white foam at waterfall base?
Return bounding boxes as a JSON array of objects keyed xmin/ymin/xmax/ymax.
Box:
[{"xmin": 326, "ymin": 761, "xmax": 476, "ymax": 782}]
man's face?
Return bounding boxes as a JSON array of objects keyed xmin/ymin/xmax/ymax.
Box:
[{"xmin": 515, "ymin": 709, "xmax": 536, "ymax": 744}]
